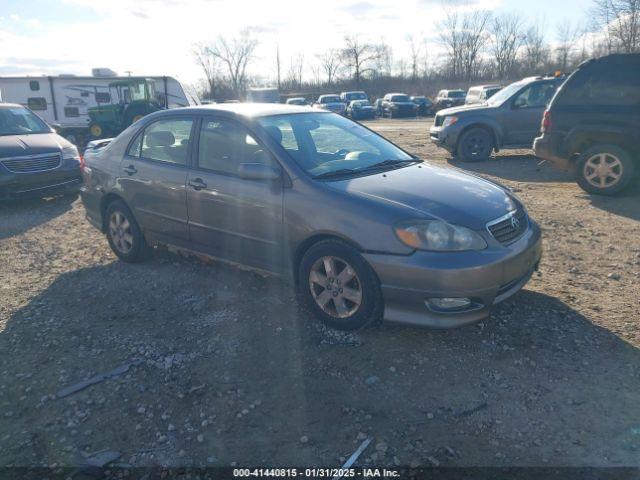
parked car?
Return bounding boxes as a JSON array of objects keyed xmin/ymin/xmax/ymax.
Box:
[
  {"xmin": 374, "ymin": 98, "xmax": 384, "ymax": 117},
  {"xmin": 81, "ymin": 104, "xmax": 541, "ymax": 331},
  {"xmin": 0, "ymin": 103, "xmax": 82, "ymax": 200},
  {"xmin": 411, "ymin": 95, "xmax": 434, "ymax": 116},
  {"xmin": 346, "ymin": 99, "xmax": 376, "ymax": 120},
  {"xmin": 534, "ymin": 54, "xmax": 639, "ymax": 195},
  {"xmin": 340, "ymin": 91, "xmax": 368, "ymax": 104},
  {"xmin": 381, "ymin": 93, "xmax": 417, "ymax": 118},
  {"xmin": 286, "ymin": 97, "xmax": 308, "ymax": 106},
  {"xmin": 465, "ymin": 85, "xmax": 502, "ymax": 105},
  {"xmin": 313, "ymin": 94, "xmax": 346, "ymax": 115},
  {"xmin": 430, "ymin": 75, "xmax": 565, "ymax": 161},
  {"xmin": 434, "ymin": 89, "xmax": 466, "ymax": 111}
]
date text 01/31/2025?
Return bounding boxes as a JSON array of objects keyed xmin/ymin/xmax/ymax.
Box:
[{"xmin": 232, "ymin": 468, "xmax": 400, "ymax": 478}]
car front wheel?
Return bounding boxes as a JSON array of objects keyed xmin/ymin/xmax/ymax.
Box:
[
  {"xmin": 575, "ymin": 144, "xmax": 635, "ymax": 195},
  {"xmin": 299, "ymin": 240, "xmax": 382, "ymax": 331},
  {"xmin": 105, "ymin": 200, "xmax": 152, "ymax": 262},
  {"xmin": 457, "ymin": 127, "xmax": 493, "ymax": 162}
]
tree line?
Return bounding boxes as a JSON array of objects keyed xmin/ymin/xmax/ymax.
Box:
[{"xmin": 192, "ymin": 0, "xmax": 640, "ymax": 101}]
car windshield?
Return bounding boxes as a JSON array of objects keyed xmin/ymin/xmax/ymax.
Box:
[
  {"xmin": 320, "ymin": 96, "xmax": 340, "ymax": 103},
  {"xmin": 487, "ymin": 81, "xmax": 525, "ymax": 105},
  {"xmin": 348, "ymin": 92, "xmax": 367, "ymax": 100},
  {"xmin": 448, "ymin": 91, "xmax": 465, "ymax": 98},
  {"xmin": 0, "ymin": 106, "xmax": 51, "ymax": 136},
  {"xmin": 258, "ymin": 112, "xmax": 415, "ymax": 179},
  {"xmin": 352, "ymin": 100, "xmax": 371, "ymax": 107},
  {"xmin": 391, "ymin": 95, "xmax": 410, "ymax": 102}
]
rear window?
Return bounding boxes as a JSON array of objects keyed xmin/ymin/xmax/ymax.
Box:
[
  {"xmin": 555, "ymin": 60, "xmax": 640, "ymax": 106},
  {"xmin": 391, "ymin": 95, "xmax": 410, "ymax": 102},
  {"xmin": 321, "ymin": 96, "xmax": 340, "ymax": 103},
  {"xmin": 448, "ymin": 91, "xmax": 465, "ymax": 98}
]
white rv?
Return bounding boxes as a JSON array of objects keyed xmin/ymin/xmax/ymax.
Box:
[{"xmin": 0, "ymin": 71, "xmax": 199, "ymax": 144}]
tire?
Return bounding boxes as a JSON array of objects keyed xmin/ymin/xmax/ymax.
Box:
[
  {"xmin": 89, "ymin": 123, "xmax": 105, "ymax": 139},
  {"xmin": 574, "ymin": 144, "xmax": 635, "ymax": 195},
  {"xmin": 298, "ymin": 240, "xmax": 383, "ymax": 331},
  {"xmin": 105, "ymin": 200, "xmax": 152, "ymax": 263},
  {"xmin": 457, "ymin": 127, "xmax": 494, "ymax": 162}
]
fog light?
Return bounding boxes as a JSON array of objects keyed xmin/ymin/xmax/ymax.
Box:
[{"xmin": 427, "ymin": 297, "xmax": 471, "ymax": 311}]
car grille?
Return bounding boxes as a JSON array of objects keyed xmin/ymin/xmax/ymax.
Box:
[
  {"xmin": 1, "ymin": 153, "xmax": 62, "ymax": 173},
  {"xmin": 434, "ymin": 115, "xmax": 444, "ymax": 127},
  {"xmin": 487, "ymin": 209, "xmax": 528, "ymax": 245}
]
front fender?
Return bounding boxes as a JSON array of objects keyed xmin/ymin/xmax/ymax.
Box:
[{"xmin": 454, "ymin": 115, "xmax": 505, "ymax": 148}]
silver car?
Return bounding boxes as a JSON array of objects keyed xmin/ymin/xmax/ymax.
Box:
[{"xmin": 80, "ymin": 104, "xmax": 542, "ymax": 330}]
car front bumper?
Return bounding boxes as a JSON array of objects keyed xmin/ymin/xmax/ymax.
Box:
[
  {"xmin": 429, "ymin": 125, "xmax": 458, "ymax": 152},
  {"xmin": 533, "ymin": 133, "xmax": 572, "ymax": 171},
  {"xmin": 363, "ymin": 222, "xmax": 542, "ymax": 328},
  {"xmin": 0, "ymin": 163, "xmax": 82, "ymax": 201}
]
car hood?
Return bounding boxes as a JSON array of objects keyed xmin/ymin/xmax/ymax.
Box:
[
  {"xmin": 0, "ymin": 133, "xmax": 71, "ymax": 159},
  {"xmin": 391, "ymin": 101, "xmax": 415, "ymax": 106},
  {"xmin": 328, "ymin": 163, "xmax": 517, "ymax": 229},
  {"xmin": 437, "ymin": 103, "xmax": 496, "ymax": 117}
]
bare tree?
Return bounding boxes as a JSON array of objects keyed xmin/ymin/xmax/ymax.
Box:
[
  {"xmin": 440, "ymin": 8, "xmax": 492, "ymax": 81},
  {"xmin": 341, "ymin": 35, "xmax": 379, "ymax": 85},
  {"xmin": 522, "ymin": 23, "xmax": 550, "ymax": 73},
  {"xmin": 287, "ymin": 54, "xmax": 304, "ymax": 87},
  {"xmin": 317, "ymin": 49, "xmax": 341, "ymax": 85},
  {"xmin": 556, "ymin": 22, "xmax": 581, "ymax": 71},
  {"xmin": 372, "ymin": 39, "xmax": 393, "ymax": 77},
  {"xmin": 490, "ymin": 13, "xmax": 525, "ymax": 79},
  {"xmin": 593, "ymin": 0, "xmax": 640, "ymax": 53},
  {"xmin": 192, "ymin": 42, "xmax": 218, "ymax": 100},
  {"xmin": 406, "ymin": 35, "xmax": 421, "ymax": 80},
  {"xmin": 207, "ymin": 29, "xmax": 258, "ymax": 98},
  {"xmin": 276, "ymin": 45, "xmax": 281, "ymax": 90}
]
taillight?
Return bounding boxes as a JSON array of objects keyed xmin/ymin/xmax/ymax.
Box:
[{"xmin": 541, "ymin": 110, "xmax": 552, "ymax": 134}]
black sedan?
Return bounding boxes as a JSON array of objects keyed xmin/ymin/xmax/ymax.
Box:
[
  {"xmin": 346, "ymin": 100, "xmax": 376, "ymax": 120},
  {"xmin": 0, "ymin": 104, "xmax": 82, "ymax": 200}
]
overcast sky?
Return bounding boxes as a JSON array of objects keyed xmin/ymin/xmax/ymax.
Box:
[{"xmin": 0, "ymin": 0, "xmax": 589, "ymax": 85}]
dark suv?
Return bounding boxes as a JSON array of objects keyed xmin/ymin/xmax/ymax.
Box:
[
  {"xmin": 534, "ymin": 54, "xmax": 639, "ymax": 195},
  {"xmin": 430, "ymin": 75, "xmax": 564, "ymax": 161}
]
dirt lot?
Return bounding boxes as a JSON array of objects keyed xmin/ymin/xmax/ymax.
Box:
[{"xmin": 1, "ymin": 118, "xmax": 640, "ymax": 469}]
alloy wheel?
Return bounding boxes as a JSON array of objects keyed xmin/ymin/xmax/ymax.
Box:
[
  {"xmin": 109, "ymin": 211, "xmax": 134, "ymax": 254},
  {"xmin": 583, "ymin": 153, "xmax": 623, "ymax": 189},
  {"xmin": 309, "ymin": 256, "xmax": 363, "ymax": 319}
]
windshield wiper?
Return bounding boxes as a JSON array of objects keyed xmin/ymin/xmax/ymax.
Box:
[
  {"xmin": 360, "ymin": 159, "xmax": 418, "ymax": 171},
  {"xmin": 313, "ymin": 168, "xmax": 360, "ymax": 179}
]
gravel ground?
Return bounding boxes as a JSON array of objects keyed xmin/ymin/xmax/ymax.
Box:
[{"xmin": 1, "ymin": 118, "xmax": 639, "ymax": 469}]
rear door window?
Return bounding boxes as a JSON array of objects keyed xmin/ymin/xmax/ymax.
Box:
[
  {"xmin": 140, "ymin": 118, "xmax": 193, "ymax": 165},
  {"xmin": 557, "ymin": 62, "xmax": 640, "ymax": 106}
]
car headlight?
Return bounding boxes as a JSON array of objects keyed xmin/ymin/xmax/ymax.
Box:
[
  {"xmin": 62, "ymin": 145, "xmax": 81, "ymax": 162},
  {"xmin": 442, "ymin": 116, "xmax": 458, "ymax": 127},
  {"xmin": 394, "ymin": 220, "xmax": 487, "ymax": 251}
]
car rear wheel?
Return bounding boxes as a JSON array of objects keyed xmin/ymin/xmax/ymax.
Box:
[
  {"xmin": 457, "ymin": 127, "xmax": 493, "ymax": 162},
  {"xmin": 105, "ymin": 200, "xmax": 152, "ymax": 262},
  {"xmin": 299, "ymin": 240, "xmax": 382, "ymax": 331},
  {"xmin": 575, "ymin": 145, "xmax": 635, "ymax": 195}
]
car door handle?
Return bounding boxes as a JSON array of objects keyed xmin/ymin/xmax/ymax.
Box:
[
  {"xmin": 188, "ymin": 178, "xmax": 207, "ymax": 190},
  {"xmin": 123, "ymin": 164, "xmax": 137, "ymax": 175}
]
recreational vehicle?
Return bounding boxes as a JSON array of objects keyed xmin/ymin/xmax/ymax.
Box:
[{"xmin": 0, "ymin": 72, "xmax": 199, "ymax": 145}]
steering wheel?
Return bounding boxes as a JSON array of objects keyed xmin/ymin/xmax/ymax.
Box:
[{"xmin": 335, "ymin": 148, "xmax": 350, "ymax": 157}]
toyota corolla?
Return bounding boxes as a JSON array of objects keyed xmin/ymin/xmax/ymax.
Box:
[{"xmin": 81, "ymin": 104, "xmax": 542, "ymax": 330}]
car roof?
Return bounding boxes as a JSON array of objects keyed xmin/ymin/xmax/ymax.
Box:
[
  {"xmin": 0, "ymin": 103, "xmax": 25, "ymax": 109},
  {"xmin": 387, "ymin": 92, "xmax": 408, "ymax": 96},
  {"xmin": 150, "ymin": 103, "xmax": 318, "ymax": 118}
]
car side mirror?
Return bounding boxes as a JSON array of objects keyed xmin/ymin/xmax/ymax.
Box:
[
  {"xmin": 50, "ymin": 122, "xmax": 62, "ymax": 133},
  {"xmin": 238, "ymin": 162, "xmax": 281, "ymax": 181}
]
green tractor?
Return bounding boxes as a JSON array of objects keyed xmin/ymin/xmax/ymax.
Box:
[{"xmin": 87, "ymin": 78, "xmax": 162, "ymax": 138}]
